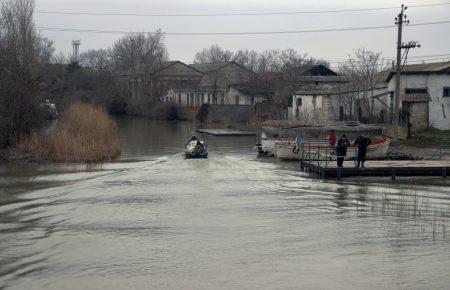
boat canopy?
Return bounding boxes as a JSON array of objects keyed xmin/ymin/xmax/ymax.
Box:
[{"xmin": 262, "ymin": 122, "xmax": 385, "ymax": 139}]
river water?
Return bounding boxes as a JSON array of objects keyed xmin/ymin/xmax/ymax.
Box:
[{"xmin": 1, "ymin": 118, "xmax": 450, "ymax": 290}]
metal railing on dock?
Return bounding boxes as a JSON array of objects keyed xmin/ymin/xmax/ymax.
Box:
[{"xmin": 300, "ymin": 141, "xmax": 334, "ymax": 168}]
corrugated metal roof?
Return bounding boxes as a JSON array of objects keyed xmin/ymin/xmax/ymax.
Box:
[
  {"xmin": 190, "ymin": 62, "xmax": 230, "ymax": 72},
  {"xmin": 400, "ymin": 93, "xmax": 431, "ymax": 102},
  {"xmin": 402, "ymin": 61, "xmax": 450, "ymax": 72},
  {"xmin": 386, "ymin": 61, "xmax": 450, "ymax": 82},
  {"xmin": 298, "ymin": 75, "xmax": 350, "ymax": 82}
]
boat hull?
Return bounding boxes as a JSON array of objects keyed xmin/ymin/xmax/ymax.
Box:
[{"xmin": 185, "ymin": 152, "xmax": 208, "ymax": 159}]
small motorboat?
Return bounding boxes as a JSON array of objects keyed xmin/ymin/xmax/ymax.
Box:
[{"xmin": 185, "ymin": 135, "xmax": 208, "ymax": 159}]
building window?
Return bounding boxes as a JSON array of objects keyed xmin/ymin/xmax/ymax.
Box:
[
  {"xmin": 444, "ymin": 87, "xmax": 450, "ymax": 97},
  {"xmin": 405, "ymin": 88, "xmax": 428, "ymax": 94},
  {"xmin": 235, "ymin": 96, "xmax": 239, "ymax": 105},
  {"xmin": 297, "ymin": 97, "xmax": 302, "ymax": 107}
]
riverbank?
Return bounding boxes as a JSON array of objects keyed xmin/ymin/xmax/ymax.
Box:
[
  {"xmin": 388, "ymin": 142, "xmax": 449, "ymax": 160},
  {"xmin": 3, "ymin": 104, "xmax": 121, "ymax": 163}
]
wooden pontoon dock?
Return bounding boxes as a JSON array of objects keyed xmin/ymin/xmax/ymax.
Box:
[
  {"xmin": 195, "ymin": 129, "xmax": 255, "ymax": 136},
  {"xmin": 300, "ymin": 160, "xmax": 450, "ymax": 179}
]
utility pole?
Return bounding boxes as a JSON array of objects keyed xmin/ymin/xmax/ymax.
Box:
[
  {"xmin": 393, "ymin": 4, "xmax": 408, "ymax": 141},
  {"xmin": 393, "ymin": 5, "xmax": 420, "ymax": 140}
]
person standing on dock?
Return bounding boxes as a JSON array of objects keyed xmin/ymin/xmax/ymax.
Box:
[
  {"xmin": 336, "ymin": 134, "xmax": 350, "ymax": 167},
  {"xmin": 329, "ymin": 130, "xmax": 336, "ymax": 147},
  {"xmin": 354, "ymin": 133, "xmax": 371, "ymax": 168}
]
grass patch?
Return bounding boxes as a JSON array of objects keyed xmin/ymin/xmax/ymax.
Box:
[
  {"xmin": 12, "ymin": 103, "xmax": 121, "ymax": 163},
  {"xmin": 407, "ymin": 128, "xmax": 450, "ymax": 146}
]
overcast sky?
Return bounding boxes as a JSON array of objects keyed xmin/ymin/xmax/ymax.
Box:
[{"xmin": 34, "ymin": 0, "xmax": 450, "ymax": 66}]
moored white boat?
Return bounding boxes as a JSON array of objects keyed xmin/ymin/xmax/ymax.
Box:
[
  {"xmin": 276, "ymin": 139, "xmax": 390, "ymax": 161},
  {"xmin": 258, "ymin": 123, "xmax": 389, "ymax": 159}
]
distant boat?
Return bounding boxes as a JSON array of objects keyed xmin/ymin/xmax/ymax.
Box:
[{"xmin": 185, "ymin": 135, "xmax": 208, "ymax": 159}]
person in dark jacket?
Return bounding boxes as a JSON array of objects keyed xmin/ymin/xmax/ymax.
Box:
[
  {"xmin": 354, "ymin": 132, "xmax": 371, "ymax": 168},
  {"xmin": 335, "ymin": 134, "xmax": 350, "ymax": 167}
]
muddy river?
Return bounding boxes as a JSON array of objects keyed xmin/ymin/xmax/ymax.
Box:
[{"xmin": 1, "ymin": 118, "xmax": 449, "ymax": 289}]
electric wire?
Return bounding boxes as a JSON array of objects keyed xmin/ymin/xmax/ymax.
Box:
[
  {"xmin": 36, "ymin": 20, "xmax": 450, "ymax": 36},
  {"xmin": 34, "ymin": 2, "xmax": 450, "ymax": 17}
]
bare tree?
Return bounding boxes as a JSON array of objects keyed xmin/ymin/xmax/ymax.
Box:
[
  {"xmin": 111, "ymin": 30, "xmax": 168, "ymax": 74},
  {"xmin": 0, "ymin": 0, "xmax": 54, "ymax": 147},
  {"xmin": 339, "ymin": 48, "xmax": 388, "ymax": 121},
  {"xmin": 79, "ymin": 49, "xmax": 113, "ymax": 71},
  {"xmin": 110, "ymin": 30, "xmax": 168, "ymax": 114},
  {"xmin": 193, "ymin": 44, "xmax": 233, "ymax": 64},
  {"xmin": 232, "ymin": 49, "xmax": 260, "ymax": 71}
]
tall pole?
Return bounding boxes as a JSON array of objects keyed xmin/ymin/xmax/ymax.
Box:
[{"xmin": 393, "ymin": 5, "xmax": 408, "ymax": 140}]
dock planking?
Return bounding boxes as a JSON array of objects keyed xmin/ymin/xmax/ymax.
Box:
[
  {"xmin": 195, "ymin": 129, "xmax": 256, "ymax": 136},
  {"xmin": 300, "ymin": 160, "xmax": 450, "ymax": 179}
]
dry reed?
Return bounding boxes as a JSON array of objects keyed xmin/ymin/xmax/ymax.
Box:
[
  {"xmin": 367, "ymin": 188, "xmax": 450, "ymax": 239},
  {"xmin": 13, "ymin": 103, "xmax": 121, "ymax": 163}
]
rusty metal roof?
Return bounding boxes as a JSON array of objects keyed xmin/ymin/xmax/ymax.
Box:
[{"xmin": 400, "ymin": 93, "xmax": 431, "ymax": 102}]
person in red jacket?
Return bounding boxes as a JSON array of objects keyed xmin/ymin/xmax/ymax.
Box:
[{"xmin": 329, "ymin": 130, "xmax": 336, "ymax": 147}]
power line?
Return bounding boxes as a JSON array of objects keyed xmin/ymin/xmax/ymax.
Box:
[
  {"xmin": 329, "ymin": 57, "xmax": 450, "ymax": 68},
  {"xmin": 327, "ymin": 53, "xmax": 450, "ymax": 63},
  {"xmin": 34, "ymin": 2, "xmax": 450, "ymax": 17},
  {"xmin": 36, "ymin": 19, "xmax": 450, "ymax": 36}
]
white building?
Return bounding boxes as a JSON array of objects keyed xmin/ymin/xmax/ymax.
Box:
[
  {"xmin": 386, "ymin": 61, "xmax": 450, "ymax": 130},
  {"xmin": 289, "ymin": 65, "xmax": 350, "ymax": 123},
  {"xmin": 163, "ymin": 62, "xmax": 272, "ymax": 107},
  {"xmin": 164, "ymin": 83, "xmax": 272, "ymax": 107}
]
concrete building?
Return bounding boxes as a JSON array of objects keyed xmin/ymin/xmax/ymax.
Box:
[
  {"xmin": 289, "ymin": 65, "xmax": 350, "ymax": 123},
  {"xmin": 386, "ymin": 61, "xmax": 450, "ymax": 130},
  {"xmin": 117, "ymin": 61, "xmax": 203, "ymax": 100},
  {"xmin": 164, "ymin": 62, "xmax": 271, "ymax": 107},
  {"xmin": 288, "ymin": 61, "xmax": 450, "ymax": 131}
]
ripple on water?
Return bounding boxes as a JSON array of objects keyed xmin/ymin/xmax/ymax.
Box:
[{"xmin": 1, "ymin": 120, "xmax": 450, "ymax": 289}]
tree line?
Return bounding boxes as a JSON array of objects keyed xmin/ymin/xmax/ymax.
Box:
[{"xmin": 0, "ymin": 0, "xmax": 388, "ymax": 148}]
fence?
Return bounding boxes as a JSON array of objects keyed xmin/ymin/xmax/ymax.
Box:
[{"xmin": 299, "ymin": 141, "xmax": 334, "ymax": 168}]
